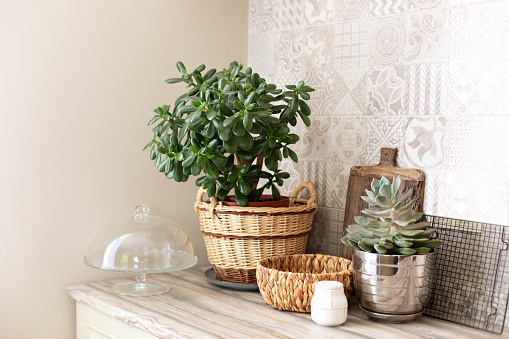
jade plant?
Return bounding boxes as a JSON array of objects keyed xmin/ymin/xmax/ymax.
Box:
[
  {"xmin": 144, "ymin": 61, "xmax": 314, "ymax": 206},
  {"xmin": 341, "ymin": 176, "xmax": 442, "ymax": 255}
]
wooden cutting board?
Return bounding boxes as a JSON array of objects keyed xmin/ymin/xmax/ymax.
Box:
[{"xmin": 339, "ymin": 148, "xmax": 425, "ymax": 260}]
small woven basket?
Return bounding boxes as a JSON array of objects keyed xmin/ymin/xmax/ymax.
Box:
[
  {"xmin": 256, "ymin": 254, "xmax": 353, "ymax": 313},
  {"xmin": 194, "ymin": 181, "xmax": 318, "ymax": 284}
]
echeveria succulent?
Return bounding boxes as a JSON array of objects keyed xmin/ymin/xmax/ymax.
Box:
[{"xmin": 341, "ymin": 176, "xmax": 442, "ymax": 255}]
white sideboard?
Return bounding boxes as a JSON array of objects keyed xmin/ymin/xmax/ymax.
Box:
[{"xmin": 68, "ymin": 267, "xmax": 508, "ymax": 339}]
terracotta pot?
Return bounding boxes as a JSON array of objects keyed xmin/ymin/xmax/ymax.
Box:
[{"xmin": 221, "ymin": 195, "xmax": 290, "ymax": 207}]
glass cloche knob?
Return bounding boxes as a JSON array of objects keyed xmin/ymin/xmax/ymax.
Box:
[{"xmin": 84, "ymin": 205, "xmax": 197, "ymax": 296}]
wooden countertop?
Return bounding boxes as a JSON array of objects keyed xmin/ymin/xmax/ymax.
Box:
[{"xmin": 67, "ymin": 267, "xmax": 508, "ymax": 339}]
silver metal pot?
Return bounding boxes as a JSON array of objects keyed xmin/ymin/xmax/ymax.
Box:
[{"xmin": 353, "ymin": 249, "xmax": 436, "ymax": 322}]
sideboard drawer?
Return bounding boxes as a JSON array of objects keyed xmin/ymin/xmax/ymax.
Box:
[{"xmin": 76, "ymin": 302, "xmax": 157, "ymax": 339}]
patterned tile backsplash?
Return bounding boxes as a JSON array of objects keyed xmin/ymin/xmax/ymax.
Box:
[{"xmin": 248, "ymin": 0, "xmax": 509, "ymax": 255}]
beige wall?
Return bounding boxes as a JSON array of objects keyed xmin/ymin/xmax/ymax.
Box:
[{"xmin": 0, "ymin": 1, "xmax": 247, "ymax": 338}]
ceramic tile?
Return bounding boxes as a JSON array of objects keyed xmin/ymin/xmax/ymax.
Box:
[
  {"xmin": 403, "ymin": 117, "xmax": 446, "ymax": 170},
  {"xmin": 366, "ymin": 66, "xmax": 405, "ymax": 115},
  {"xmin": 369, "ymin": 16, "xmax": 407, "ymax": 66},
  {"xmin": 404, "ymin": 63, "xmax": 448, "ymax": 115},
  {"xmin": 443, "ymin": 117, "xmax": 492, "ymax": 171},
  {"xmin": 299, "ymin": 161, "xmax": 346, "ymax": 209},
  {"xmin": 366, "ymin": 0, "xmax": 410, "ymax": 16},
  {"xmin": 274, "ymin": 25, "xmax": 334, "ymax": 73},
  {"xmin": 447, "ymin": 60, "xmax": 496, "ymax": 115},
  {"xmin": 248, "ymin": 0, "xmax": 276, "ymax": 34},
  {"xmin": 334, "ymin": 20, "xmax": 371, "ymax": 69},
  {"xmin": 333, "ymin": 68, "xmax": 369, "ymax": 116},
  {"xmin": 405, "ymin": 9, "xmax": 448, "ymax": 64},
  {"xmin": 441, "ymin": 170, "xmax": 509, "ymax": 225},
  {"xmin": 248, "ymin": 33, "xmax": 277, "ymax": 75},
  {"xmin": 490, "ymin": 116, "xmax": 509, "ymax": 174},
  {"xmin": 272, "ymin": 0, "xmax": 307, "ymax": 32},
  {"xmin": 421, "ymin": 169, "xmax": 447, "ymax": 216},
  {"xmin": 492, "ymin": 62, "xmax": 509, "ymax": 115},
  {"xmin": 304, "ymin": 0, "xmax": 336, "ymax": 25},
  {"xmin": 449, "ymin": 2, "xmax": 498, "ymax": 62},
  {"xmin": 365, "ymin": 116, "xmax": 407, "ymax": 164},
  {"xmin": 296, "ymin": 70, "xmax": 338, "ymax": 117},
  {"xmin": 330, "ymin": 117, "xmax": 370, "ymax": 164},
  {"xmin": 352, "ymin": 0, "xmax": 447, "ymax": 18},
  {"xmin": 307, "ymin": 207, "xmax": 345, "ymax": 255},
  {"xmin": 335, "ymin": 0, "xmax": 370, "ymax": 21},
  {"xmin": 495, "ymin": 1, "xmax": 509, "ymax": 61}
]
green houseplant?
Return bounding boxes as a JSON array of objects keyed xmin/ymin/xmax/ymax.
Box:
[
  {"xmin": 144, "ymin": 61, "xmax": 314, "ymax": 206},
  {"xmin": 341, "ymin": 176, "xmax": 442, "ymax": 322},
  {"xmin": 144, "ymin": 61, "xmax": 318, "ymax": 285}
]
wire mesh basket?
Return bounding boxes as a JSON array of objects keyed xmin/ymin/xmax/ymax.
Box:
[{"xmin": 423, "ymin": 214, "xmax": 509, "ymax": 334}]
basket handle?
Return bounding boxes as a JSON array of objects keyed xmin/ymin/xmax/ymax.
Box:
[
  {"xmin": 194, "ymin": 187, "xmax": 219, "ymax": 219},
  {"xmin": 288, "ymin": 181, "xmax": 317, "ymax": 207}
]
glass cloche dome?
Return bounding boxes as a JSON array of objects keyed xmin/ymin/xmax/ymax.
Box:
[{"xmin": 84, "ymin": 205, "xmax": 197, "ymax": 296}]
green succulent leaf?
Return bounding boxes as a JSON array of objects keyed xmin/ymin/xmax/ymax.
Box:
[
  {"xmin": 379, "ymin": 239, "xmax": 394, "ymax": 249},
  {"xmin": 399, "ymin": 229, "xmax": 424, "ymax": 237},
  {"xmin": 176, "ymin": 61, "xmax": 187, "ymax": 74},
  {"xmin": 361, "ymin": 238, "xmax": 379, "ymax": 246},
  {"xmin": 413, "ymin": 247, "xmax": 431, "ymax": 254},
  {"xmin": 411, "ymin": 240, "xmax": 442, "ymax": 248},
  {"xmin": 371, "ymin": 179, "xmax": 380, "ymax": 195},
  {"xmin": 395, "ymin": 247, "xmax": 417, "ymax": 255},
  {"xmin": 236, "ymin": 133, "xmax": 254, "ymax": 151},
  {"xmin": 354, "ymin": 216, "xmax": 370, "ymax": 227},
  {"xmin": 373, "ymin": 228, "xmax": 390, "ymax": 238},
  {"xmin": 358, "ymin": 241, "xmax": 375, "ymax": 252},
  {"xmin": 394, "ymin": 238, "xmax": 413, "ymax": 248},
  {"xmin": 234, "ymin": 187, "xmax": 248, "ymax": 207},
  {"xmin": 345, "ymin": 233, "xmax": 362, "ymax": 242},
  {"xmin": 379, "ymin": 183, "xmax": 392, "ymax": 201},
  {"xmin": 238, "ymin": 177, "xmax": 251, "ymax": 195},
  {"xmin": 374, "ymin": 244, "xmax": 387, "ymax": 254},
  {"xmin": 203, "ymin": 160, "xmax": 219, "ymax": 179},
  {"xmin": 287, "ymin": 148, "xmax": 298, "ymax": 163}
]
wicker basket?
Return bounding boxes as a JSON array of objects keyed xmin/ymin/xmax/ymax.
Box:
[
  {"xmin": 194, "ymin": 181, "xmax": 318, "ymax": 284},
  {"xmin": 256, "ymin": 254, "xmax": 353, "ymax": 313}
]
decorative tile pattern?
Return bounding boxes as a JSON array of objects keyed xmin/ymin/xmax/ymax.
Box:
[
  {"xmin": 421, "ymin": 169, "xmax": 446, "ymax": 216},
  {"xmin": 307, "ymin": 207, "xmax": 345, "ymax": 255},
  {"xmin": 493, "ymin": 61, "xmax": 509, "ymax": 115},
  {"xmin": 248, "ymin": 33, "xmax": 276, "ymax": 75},
  {"xmin": 332, "ymin": 68, "xmax": 369, "ymax": 116},
  {"xmin": 331, "ymin": 117, "xmax": 368, "ymax": 164},
  {"xmin": 249, "ymin": 0, "xmax": 509, "ymax": 261},
  {"xmin": 365, "ymin": 116, "xmax": 406, "ymax": 163},
  {"xmin": 405, "ymin": 9, "xmax": 448, "ymax": 64},
  {"xmin": 274, "ymin": 25, "xmax": 334, "ymax": 73},
  {"xmin": 449, "ymin": 3, "xmax": 497, "ymax": 62},
  {"xmin": 367, "ymin": 66, "xmax": 405, "ymax": 115},
  {"xmin": 334, "ymin": 20, "xmax": 371, "ymax": 68},
  {"xmin": 272, "ymin": 0, "xmax": 307, "ymax": 32},
  {"xmin": 443, "ymin": 117, "xmax": 492, "ymax": 171},
  {"xmin": 335, "ymin": 0, "xmax": 370, "ymax": 21},
  {"xmin": 447, "ymin": 61, "xmax": 495, "ymax": 115},
  {"xmin": 304, "ymin": 0, "xmax": 336, "ymax": 25},
  {"xmin": 299, "ymin": 161, "xmax": 346, "ymax": 209},
  {"xmin": 248, "ymin": 0, "xmax": 275, "ymax": 34},
  {"xmin": 404, "ymin": 63, "xmax": 447, "ymax": 115},
  {"xmin": 369, "ymin": 16, "xmax": 406, "ymax": 66},
  {"xmin": 404, "ymin": 117, "xmax": 445, "ymax": 169}
]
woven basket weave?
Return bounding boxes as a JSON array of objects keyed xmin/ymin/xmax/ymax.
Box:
[
  {"xmin": 256, "ymin": 254, "xmax": 353, "ymax": 313},
  {"xmin": 194, "ymin": 181, "xmax": 318, "ymax": 284}
]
